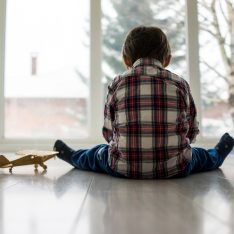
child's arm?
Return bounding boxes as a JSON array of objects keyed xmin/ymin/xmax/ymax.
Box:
[
  {"xmin": 102, "ymin": 79, "xmax": 118, "ymax": 143},
  {"xmin": 186, "ymin": 87, "xmax": 200, "ymax": 143},
  {"xmin": 102, "ymin": 110, "xmax": 114, "ymax": 143}
]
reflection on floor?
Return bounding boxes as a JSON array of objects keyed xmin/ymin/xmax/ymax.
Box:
[{"xmin": 0, "ymin": 154, "xmax": 234, "ymax": 234}]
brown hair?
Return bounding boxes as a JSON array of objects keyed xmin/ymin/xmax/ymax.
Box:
[{"xmin": 122, "ymin": 26, "xmax": 171, "ymax": 65}]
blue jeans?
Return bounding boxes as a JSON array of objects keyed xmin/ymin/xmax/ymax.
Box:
[
  {"xmin": 71, "ymin": 144, "xmax": 124, "ymax": 177},
  {"xmin": 180, "ymin": 147, "xmax": 224, "ymax": 177},
  {"xmin": 70, "ymin": 145, "xmax": 224, "ymax": 178}
]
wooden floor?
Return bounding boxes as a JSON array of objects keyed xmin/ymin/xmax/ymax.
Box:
[{"xmin": 1, "ymin": 154, "xmax": 234, "ymax": 234}]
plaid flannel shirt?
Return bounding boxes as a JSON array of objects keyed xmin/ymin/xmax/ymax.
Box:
[{"xmin": 102, "ymin": 58, "xmax": 199, "ymax": 179}]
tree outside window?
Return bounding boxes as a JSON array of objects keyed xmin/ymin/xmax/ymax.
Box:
[{"xmin": 198, "ymin": 0, "xmax": 234, "ymax": 137}]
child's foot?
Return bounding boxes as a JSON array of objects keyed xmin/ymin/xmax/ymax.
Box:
[
  {"xmin": 215, "ymin": 133, "xmax": 234, "ymax": 159},
  {"xmin": 53, "ymin": 140, "xmax": 74, "ymax": 164}
]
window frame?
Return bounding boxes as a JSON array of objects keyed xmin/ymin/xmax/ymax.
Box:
[
  {"xmin": 186, "ymin": 0, "xmax": 218, "ymax": 148},
  {"xmin": 0, "ymin": 0, "xmax": 217, "ymax": 151},
  {"xmin": 0, "ymin": 0, "xmax": 6, "ymax": 143}
]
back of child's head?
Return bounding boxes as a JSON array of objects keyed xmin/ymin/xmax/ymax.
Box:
[{"xmin": 122, "ymin": 26, "xmax": 171, "ymax": 66}]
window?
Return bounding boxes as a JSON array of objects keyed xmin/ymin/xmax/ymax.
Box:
[
  {"xmin": 198, "ymin": 0, "xmax": 234, "ymax": 137},
  {"xmin": 4, "ymin": 0, "xmax": 90, "ymax": 139},
  {"xmin": 0, "ymin": 0, "xmax": 233, "ymax": 150},
  {"xmin": 101, "ymin": 0, "xmax": 186, "ymax": 88}
]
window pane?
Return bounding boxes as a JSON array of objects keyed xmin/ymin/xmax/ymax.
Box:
[
  {"xmin": 198, "ymin": 0, "xmax": 234, "ymax": 137},
  {"xmin": 102, "ymin": 0, "xmax": 186, "ymax": 89},
  {"xmin": 5, "ymin": 0, "xmax": 89, "ymax": 138}
]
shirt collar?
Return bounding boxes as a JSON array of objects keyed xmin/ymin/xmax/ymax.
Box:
[{"xmin": 132, "ymin": 58, "xmax": 163, "ymax": 69}]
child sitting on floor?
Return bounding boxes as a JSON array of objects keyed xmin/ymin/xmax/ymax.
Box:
[{"xmin": 54, "ymin": 26, "xmax": 234, "ymax": 179}]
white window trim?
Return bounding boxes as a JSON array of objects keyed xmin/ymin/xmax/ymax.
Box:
[
  {"xmin": 89, "ymin": 0, "xmax": 103, "ymax": 143},
  {"xmin": 0, "ymin": 0, "xmax": 218, "ymax": 151},
  {"xmin": 186, "ymin": 0, "xmax": 218, "ymax": 148},
  {"xmin": 0, "ymin": 0, "xmax": 6, "ymax": 142}
]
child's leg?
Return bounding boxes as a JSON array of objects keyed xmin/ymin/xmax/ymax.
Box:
[
  {"xmin": 182, "ymin": 133, "xmax": 234, "ymax": 176},
  {"xmin": 186, "ymin": 148, "xmax": 222, "ymax": 175},
  {"xmin": 53, "ymin": 140, "xmax": 122, "ymax": 177}
]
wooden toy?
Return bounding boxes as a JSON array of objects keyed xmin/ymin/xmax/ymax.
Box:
[{"xmin": 0, "ymin": 150, "xmax": 58, "ymax": 172}]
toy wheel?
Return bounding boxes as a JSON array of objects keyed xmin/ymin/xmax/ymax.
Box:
[
  {"xmin": 41, "ymin": 164, "xmax": 47, "ymax": 170},
  {"xmin": 9, "ymin": 168, "xmax": 12, "ymax": 173}
]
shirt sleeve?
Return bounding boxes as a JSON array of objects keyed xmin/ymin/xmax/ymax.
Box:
[
  {"xmin": 102, "ymin": 78, "xmax": 118, "ymax": 143},
  {"xmin": 185, "ymin": 82, "xmax": 200, "ymax": 143}
]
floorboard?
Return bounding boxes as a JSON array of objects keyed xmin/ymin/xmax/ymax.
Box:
[{"xmin": 0, "ymin": 154, "xmax": 234, "ymax": 234}]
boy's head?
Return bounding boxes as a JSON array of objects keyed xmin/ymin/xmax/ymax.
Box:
[{"xmin": 122, "ymin": 26, "xmax": 171, "ymax": 68}]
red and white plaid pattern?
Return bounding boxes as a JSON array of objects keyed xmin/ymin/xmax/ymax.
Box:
[{"xmin": 103, "ymin": 58, "xmax": 199, "ymax": 178}]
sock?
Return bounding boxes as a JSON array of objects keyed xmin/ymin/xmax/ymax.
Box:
[
  {"xmin": 215, "ymin": 133, "xmax": 234, "ymax": 159},
  {"xmin": 53, "ymin": 140, "xmax": 74, "ymax": 165}
]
